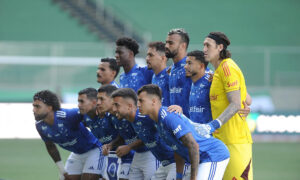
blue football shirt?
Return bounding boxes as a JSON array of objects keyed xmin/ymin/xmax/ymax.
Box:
[
  {"xmin": 110, "ymin": 80, "xmax": 120, "ymax": 88},
  {"xmin": 131, "ymin": 109, "xmax": 174, "ymax": 166},
  {"xmin": 157, "ymin": 107, "xmax": 229, "ymax": 163},
  {"xmin": 36, "ymin": 108, "xmax": 100, "ymax": 154},
  {"xmin": 119, "ymin": 64, "xmax": 153, "ymax": 92},
  {"xmin": 189, "ymin": 73, "xmax": 213, "ymax": 124},
  {"xmin": 169, "ymin": 57, "xmax": 192, "ymax": 117},
  {"xmin": 152, "ymin": 68, "xmax": 170, "ymax": 107}
]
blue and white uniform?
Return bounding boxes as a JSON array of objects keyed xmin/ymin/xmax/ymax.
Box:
[
  {"xmin": 36, "ymin": 108, "xmax": 106, "ymax": 175},
  {"xmin": 83, "ymin": 113, "xmax": 133, "ymax": 179},
  {"xmin": 157, "ymin": 107, "xmax": 230, "ymax": 180},
  {"xmin": 189, "ymin": 73, "xmax": 212, "ymax": 124},
  {"xmin": 152, "ymin": 68, "xmax": 170, "ymax": 107},
  {"xmin": 110, "ymin": 80, "xmax": 120, "ymax": 88},
  {"xmin": 169, "ymin": 57, "xmax": 192, "ymax": 117},
  {"xmin": 119, "ymin": 64, "xmax": 153, "ymax": 92},
  {"xmin": 131, "ymin": 109, "xmax": 176, "ymax": 180}
]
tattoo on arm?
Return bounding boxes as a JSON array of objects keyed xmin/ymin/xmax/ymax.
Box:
[
  {"xmin": 218, "ymin": 90, "xmax": 241, "ymax": 124},
  {"xmin": 45, "ymin": 141, "xmax": 61, "ymax": 163},
  {"xmin": 180, "ymin": 133, "xmax": 199, "ymax": 179}
]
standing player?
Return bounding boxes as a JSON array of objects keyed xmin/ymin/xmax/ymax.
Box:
[
  {"xmin": 78, "ymin": 87, "xmax": 133, "ymax": 180},
  {"xmin": 33, "ymin": 90, "xmax": 106, "ymax": 180},
  {"xmin": 165, "ymin": 28, "xmax": 192, "ymax": 117},
  {"xmin": 111, "ymin": 88, "xmax": 177, "ymax": 180},
  {"xmin": 98, "ymin": 85, "xmax": 155, "ymax": 180},
  {"xmin": 146, "ymin": 41, "xmax": 170, "ymax": 106},
  {"xmin": 97, "ymin": 57, "xmax": 120, "ymax": 87},
  {"xmin": 115, "ymin": 37, "xmax": 153, "ymax": 92},
  {"xmin": 202, "ymin": 32, "xmax": 253, "ymax": 180},
  {"xmin": 184, "ymin": 50, "xmax": 212, "ymax": 123},
  {"xmin": 137, "ymin": 84, "xmax": 230, "ymax": 180}
]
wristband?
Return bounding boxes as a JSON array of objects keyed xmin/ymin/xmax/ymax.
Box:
[
  {"xmin": 210, "ymin": 119, "xmax": 222, "ymax": 129},
  {"xmin": 176, "ymin": 172, "xmax": 183, "ymax": 179},
  {"xmin": 55, "ymin": 161, "xmax": 65, "ymax": 174}
]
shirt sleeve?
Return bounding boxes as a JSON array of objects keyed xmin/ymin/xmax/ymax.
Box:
[
  {"xmin": 220, "ymin": 62, "xmax": 240, "ymax": 93},
  {"xmin": 164, "ymin": 113, "xmax": 191, "ymax": 139}
]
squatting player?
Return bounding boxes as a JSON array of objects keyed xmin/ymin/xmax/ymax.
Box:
[
  {"xmin": 33, "ymin": 90, "xmax": 106, "ymax": 180},
  {"xmin": 137, "ymin": 84, "xmax": 230, "ymax": 180},
  {"xmin": 202, "ymin": 32, "xmax": 253, "ymax": 180}
]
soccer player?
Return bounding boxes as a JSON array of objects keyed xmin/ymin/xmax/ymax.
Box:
[
  {"xmin": 146, "ymin": 41, "xmax": 170, "ymax": 106},
  {"xmin": 137, "ymin": 84, "xmax": 230, "ymax": 180},
  {"xmin": 165, "ymin": 28, "xmax": 192, "ymax": 117},
  {"xmin": 115, "ymin": 37, "xmax": 153, "ymax": 92},
  {"xmin": 97, "ymin": 57, "xmax": 120, "ymax": 87},
  {"xmin": 184, "ymin": 50, "xmax": 212, "ymax": 124},
  {"xmin": 202, "ymin": 32, "xmax": 253, "ymax": 180},
  {"xmin": 98, "ymin": 85, "xmax": 155, "ymax": 180},
  {"xmin": 111, "ymin": 88, "xmax": 177, "ymax": 180},
  {"xmin": 78, "ymin": 87, "xmax": 133, "ymax": 180},
  {"xmin": 33, "ymin": 90, "xmax": 106, "ymax": 180}
]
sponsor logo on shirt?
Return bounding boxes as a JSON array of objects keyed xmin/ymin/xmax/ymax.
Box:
[
  {"xmin": 59, "ymin": 138, "xmax": 77, "ymax": 147},
  {"xmin": 170, "ymin": 87, "xmax": 182, "ymax": 94},
  {"xmin": 173, "ymin": 125, "xmax": 182, "ymax": 135},
  {"xmin": 227, "ymin": 80, "xmax": 238, "ymax": 88},
  {"xmin": 145, "ymin": 141, "xmax": 157, "ymax": 148},
  {"xmin": 99, "ymin": 135, "xmax": 113, "ymax": 144},
  {"xmin": 189, "ymin": 106, "xmax": 205, "ymax": 113}
]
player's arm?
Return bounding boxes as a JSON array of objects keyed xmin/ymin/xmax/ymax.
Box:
[
  {"xmin": 174, "ymin": 152, "xmax": 185, "ymax": 180},
  {"xmin": 102, "ymin": 135, "xmax": 125, "ymax": 155},
  {"xmin": 116, "ymin": 139, "xmax": 144, "ymax": 157},
  {"xmin": 44, "ymin": 141, "xmax": 66, "ymax": 179},
  {"xmin": 179, "ymin": 133, "xmax": 199, "ymax": 180}
]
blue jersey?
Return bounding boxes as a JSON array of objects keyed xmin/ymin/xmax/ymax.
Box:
[
  {"xmin": 110, "ymin": 115, "xmax": 148, "ymax": 153},
  {"xmin": 169, "ymin": 57, "xmax": 192, "ymax": 117},
  {"xmin": 131, "ymin": 109, "xmax": 174, "ymax": 166},
  {"xmin": 152, "ymin": 68, "xmax": 170, "ymax": 107},
  {"xmin": 36, "ymin": 108, "xmax": 100, "ymax": 154},
  {"xmin": 157, "ymin": 107, "xmax": 229, "ymax": 163},
  {"xmin": 83, "ymin": 113, "xmax": 118, "ymax": 145},
  {"xmin": 119, "ymin": 64, "xmax": 153, "ymax": 92},
  {"xmin": 110, "ymin": 80, "xmax": 120, "ymax": 88},
  {"xmin": 189, "ymin": 73, "xmax": 212, "ymax": 124}
]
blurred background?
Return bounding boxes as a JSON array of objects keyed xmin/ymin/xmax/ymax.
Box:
[{"xmin": 0, "ymin": 0, "xmax": 299, "ymax": 179}]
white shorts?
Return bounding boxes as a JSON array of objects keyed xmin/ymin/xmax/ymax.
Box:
[
  {"xmin": 184, "ymin": 158, "xmax": 230, "ymax": 180},
  {"xmin": 65, "ymin": 147, "xmax": 106, "ymax": 175},
  {"xmin": 151, "ymin": 163, "xmax": 176, "ymax": 180},
  {"xmin": 129, "ymin": 151, "xmax": 156, "ymax": 180}
]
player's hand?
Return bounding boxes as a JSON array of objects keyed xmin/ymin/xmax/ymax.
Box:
[
  {"xmin": 167, "ymin": 105, "xmax": 183, "ymax": 114},
  {"xmin": 116, "ymin": 145, "xmax": 130, "ymax": 157},
  {"xmin": 238, "ymin": 101, "xmax": 250, "ymax": 118},
  {"xmin": 102, "ymin": 144, "xmax": 111, "ymax": 156}
]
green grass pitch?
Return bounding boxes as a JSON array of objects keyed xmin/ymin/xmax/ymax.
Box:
[{"xmin": 0, "ymin": 139, "xmax": 299, "ymax": 180}]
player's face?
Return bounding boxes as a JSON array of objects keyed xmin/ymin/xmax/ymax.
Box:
[
  {"xmin": 203, "ymin": 37, "xmax": 222, "ymax": 62},
  {"xmin": 32, "ymin": 100, "xmax": 51, "ymax": 121},
  {"xmin": 137, "ymin": 91, "xmax": 153, "ymax": 115},
  {"xmin": 115, "ymin": 46, "xmax": 131, "ymax": 67},
  {"xmin": 97, "ymin": 62, "xmax": 115, "ymax": 84},
  {"xmin": 184, "ymin": 56, "xmax": 201, "ymax": 77},
  {"xmin": 112, "ymin": 96, "xmax": 130, "ymax": 120},
  {"xmin": 97, "ymin": 92, "xmax": 113, "ymax": 114},
  {"xmin": 165, "ymin": 34, "xmax": 181, "ymax": 59},
  {"xmin": 78, "ymin": 94, "xmax": 96, "ymax": 115},
  {"xmin": 146, "ymin": 47, "xmax": 163, "ymax": 70}
]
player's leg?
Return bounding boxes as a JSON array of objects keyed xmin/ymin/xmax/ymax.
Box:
[
  {"xmin": 223, "ymin": 144, "xmax": 253, "ymax": 180},
  {"xmin": 139, "ymin": 151, "xmax": 157, "ymax": 180},
  {"xmin": 65, "ymin": 152, "xmax": 84, "ymax": 180},
  {"xmin": 82, "ymin": 147, "xmax": 107, "ymax": 180},
  {"xmin": 128, "ymin": 152, "xmax": 144, "ymax": 179},
  {"xmin": 118, "ymin": 162, "xmax": 131, "ymax": 180}
]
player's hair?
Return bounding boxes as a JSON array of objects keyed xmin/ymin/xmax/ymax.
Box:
[
  {"xmin": 111, "ymin": 88, "xmax": 137, "ymax": 106},
  {"xmin": 137, "ymin": 84, "xmax": 162, "ymax": 100},
  {"xmin": 207, "ymin": 32, "xmax": 231, "ymax": 60},
  {"xmin": 148, "ymin": 41, "xmax": 166, "ymax": 54},
  {"xmin": 168, "ymin": 28, "xmax": 190, "ymax": 49},
  {"xmin": 187, "ymin": 50, "xmax": 208, "ymax": 68},
  {"xmin": 33, "ymin": 90, "xmax": 61, "ymax": 111},
  {"xmin": 116, "ymin": 37, "xmax": 139, "ymax": 56},
  {"xmin": 100, "ymin": 57, "xmax": 120, "ymax": 78},
  {"xmin": 78, "ymin": 88, "xmax": 97, "ymax": 100},
  {"xmin": 98, "ymin": 85, "xmax": 118, "ymax": 97}
]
